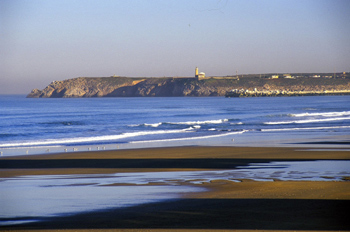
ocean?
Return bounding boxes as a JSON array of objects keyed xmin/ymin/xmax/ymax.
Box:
[
  {"xmin": 1, "ymin": 95, "xmax": 349, "ymax": 156},
  {"xmin": 1, "ymin": 95, "xmax": 350, "ymax": 227}
]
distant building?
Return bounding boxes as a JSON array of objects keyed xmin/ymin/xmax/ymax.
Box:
[
  {"xmin": 195, "ymin": 67, "xmax": 206, "ymax": 80},
  {"xmin": 341, "ymin": 72, "xmax": 348, "ymax": 79},
  {"xmin": 194, "ymin": 67, "xmax": 238, "ymax": 80},
  {"xmin": 283, "ymin": 74, "xmax": 293, "ymax": 79},
  {"xmin": 271, "ymin": 75, "xmax": 279, "ymax": 79},
  {"xmin": 197, "ymin": 72, "xmax": 205, "ymax": 80}
]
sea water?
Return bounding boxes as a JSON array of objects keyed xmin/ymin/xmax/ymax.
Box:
[
  {"xmin": 0, "ymin": 95, "xmax": 350, "ymax": 156},
  {"xmin": 1, "ymin": 95, "xmax": 350, "ymax": 226}
]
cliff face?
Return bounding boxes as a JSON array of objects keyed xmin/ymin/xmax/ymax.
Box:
[
  {"xmin": 27, "ymin": 76, "xmax": 350, "ymax": 98},
  {"xmin": 106, "ymin": 78, "xmax": 229, "ymax": 97},
  {"xmin": 27, "ymin": 77, "xmax": 134, "ymax": 98},
  {"xmin": 27, "ymin": 77, "xmax": 232, "ymax": 98}
]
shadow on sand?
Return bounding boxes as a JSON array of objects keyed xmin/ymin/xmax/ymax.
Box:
[
  {"xmin": 0, "ymin": 158, "xmax": 311, "ymax": 169},
  {"xmin": 5, "ymin": 199, "xmax": 349, "ymax": 231}
]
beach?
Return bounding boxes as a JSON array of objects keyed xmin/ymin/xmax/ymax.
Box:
[
  {"xmin": 0, "ymin": 146, "xmax": 349, "ymax": 232},
  {"xmin": 2, "ymin": 0, "xmax": 350, "ymax": 230}
]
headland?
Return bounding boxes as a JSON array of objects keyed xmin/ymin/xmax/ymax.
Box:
[{"xmin": 27, "ymin": 70, "xmax": 350, "ymax": 98}]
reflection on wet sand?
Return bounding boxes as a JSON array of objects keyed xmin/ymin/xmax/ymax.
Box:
[
  {"xmin": 1, "ymin": 160, "xmax": 349, "ymax": 226},
  {"xmin": 1, "ymin": 146, "xmax": 349, "ymax": 231}
]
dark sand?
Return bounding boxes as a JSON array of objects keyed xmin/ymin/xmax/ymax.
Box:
[{"xmin": 0, "ymin": 146, "xmax": 349, "ymax": 232}]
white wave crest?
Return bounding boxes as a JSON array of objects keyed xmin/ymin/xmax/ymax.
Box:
[
  {"xmin": 264, "ymin": 117, "xmax": 350, "ymax": 125},
  {"xmin": 230, "ymin": 122, "xmax": 243, "ymax": 125},
  {"xmin": 0, "ymin": 128, "xmax": 194, "ymax": 148},
  {"xmin": 170, "ymin": 119, "xmax": 229, "ymax": 125},
  {"xmin": 130, "ymin": 130, "xmax": 247, "ymax": 144},
  {"xmin": 130, "ymin": 119, "xmax": 229, "ymax": 128},
  {"xmin": 292, "ymin": 111, "xmax": 350, "ymax": 117},
  {"xmin": 261, "ymin": 126, "xmax": 350, "ymax": 132},
  {"xmin": 143, "ymin": 123, "xmax": 162, "ymax": 127}
]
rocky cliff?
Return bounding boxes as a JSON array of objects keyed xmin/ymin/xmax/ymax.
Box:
[
  {"xmin": 27, "ymin": 76, "xmax": 350, "ymax": 98},
  {"xmin": 27, "ymin": 77, "xmax": 135, "ymax": 98}
]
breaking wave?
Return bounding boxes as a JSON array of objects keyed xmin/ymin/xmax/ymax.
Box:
[
  {"xmin": 261, "ymin": 126, "xmax": 350, "ymax": 132},
  {"xmin": 132, "ymin": 119, "xmax": 229, "ymax": 127},
  {"xmin": 143, "ymin": 123, "xmax": 162, "ymax": 127},
  {"xmin": 130, "ymin": 130, "xmax": 247, "ymax": 144},
  {"xmin": 264, "ymin": 117, "xmax": 350, "ymax": 125},
  {"xmin": 291, "ymin": 111, "xmax": 350, "ymax": 118},
  {"xmin": 0, "ymin": 128, "xmax": 194, "ymax": 148},
  {"xmin": 170, "ymin": 119, "xmax": 229, "ymax": 125}
]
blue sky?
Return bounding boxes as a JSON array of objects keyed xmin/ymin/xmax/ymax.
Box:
[{"xmin": 1, "ymin": 0, "xmax": 349, "ymax": 94}]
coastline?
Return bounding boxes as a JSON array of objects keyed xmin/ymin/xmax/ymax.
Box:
[
  {"xmin": 26, "ymin": 75, "xmax": 350, "ymax": 98},
  {"xmin": 1, "ymin": 146, "xmax": 350, "ymax": 178},
  {"xmin": 225, "ymin": 89, "xmax": 350, "ymax": 97},
  {"xmin": 1, "ymin": 146, "xmax": 349, "ymax": 231}
]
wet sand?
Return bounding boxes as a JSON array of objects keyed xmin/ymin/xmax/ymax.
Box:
[{"xmin": 0, "ymin": 146, "xmax": 349, "ymax": 231}]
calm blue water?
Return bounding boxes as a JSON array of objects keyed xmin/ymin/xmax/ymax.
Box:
[{"xmin": 1, "ymin": 95, "xmax": 350, "ymax": 155}]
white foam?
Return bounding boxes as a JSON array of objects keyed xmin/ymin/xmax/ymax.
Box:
[
  {"xmin": 0, "ymin": 128, "xmax": 194, "ymax": 148},
  {"xmin": 130, "ymin": 119, "xmax": 229, "ymax": 128},
  {"xmin": 130, "ymin": 130, "xmax": 247, "ymax": 144},
  {"xmin": 264, "ymin": 117, "xmax": 350, "ymax": 125},
  {"xmin": 143, "ymin": 122, "xmax": 162, "ymax": 127},
  {"xmin": 292, "ymin": 111, "xmax": 350, "ymax": 117},
  {"xmin": 230, "ymin": 122, "xmax": 243, "ymax": 125},
  {"xmin": 169, "ymin": 119, "xmax": 229, "ymax": 125},
  {"xmin": 261, "ymin": 125, "xmax": 350, "ymax": 132}
]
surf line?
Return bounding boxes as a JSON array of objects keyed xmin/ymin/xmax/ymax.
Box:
[
  {"xmin": 264, "ymin": 117, "xmax": 350, "ymax": 125},
  {"xmin": 0, "ymin": 128, "xmax": 195, "ymax": 148},
  {"xmin": 261, "ymin": 125, "xmax": 350, "ymax": 132},
  {"xmin": 130, "ymin": 130, "xmax": 247, "ymax": 144}
]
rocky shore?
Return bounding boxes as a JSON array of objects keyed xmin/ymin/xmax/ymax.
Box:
[{"xmin": 225, "ymin": 88, "xmax": 350, "ymax": 97}]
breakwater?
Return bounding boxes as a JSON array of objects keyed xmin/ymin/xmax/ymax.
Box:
[{"xmin": 225, "ymin": 89, "xmax": 350, "ymax": 97}]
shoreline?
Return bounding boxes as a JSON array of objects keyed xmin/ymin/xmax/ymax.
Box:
[
  {"xmin": 1, "ymin": 146, "xmax": 350, "ymax": 178},
  {"xmin": 1, "ymin": 146, "xmax": 349, "ymax": 231},
  {"xmin": 225, "ymin": 89, "xmax": 350, "ymax": 97},
  {"xmin": 1, "ymin": 129, "xmax": 349, "ymax": 158},
  {"xmin": 3, "ymin": 145, "xmax": 350, "ymax": 160}
]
